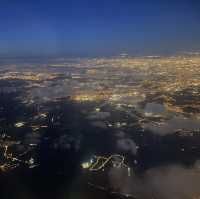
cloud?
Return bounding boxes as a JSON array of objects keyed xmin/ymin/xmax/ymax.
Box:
[
  {"xmin": 24, "ymin": 132, "xmax": 41, "ymax": 145},
  {"xmin": 115, "ymin": 131, "xmax": 126, "ymax": 138},
  {"xmin": 25, "ymin": 79, "xmax": 75, "ymax": 103},
  {"xmin": 143, "ymin": 116, "xmax": 200, "ymax": 136},
  {"xmin": 53, "ymin": 135, "xmax": 82, "ymax": 151},
  {"xmin": 91, "ymin": 121, "xmax": 108, "ymax": 129},
  {"xmin": 108, "ymin": 161, "xmax": 200, "ymax": 199},
  {"xmin": 116, "ymin": 138, "xmax": 137, "ymax": 155},
  {"xmin": 144, "ymin": 102, "xmax": 165, "ymax": 116},
  {"xmin": 87, "ymin": 111, "xmax": 111, "ymax": 120}
]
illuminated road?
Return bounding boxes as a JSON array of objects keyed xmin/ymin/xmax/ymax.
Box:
[{"xmin": 82, "ymin": 154, "xmax": 131, "ymax": 173}]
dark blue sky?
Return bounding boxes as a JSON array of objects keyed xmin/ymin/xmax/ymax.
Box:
[{"xmin": 0, "ymin": 0, "xmax": 200, "ymax": 57}]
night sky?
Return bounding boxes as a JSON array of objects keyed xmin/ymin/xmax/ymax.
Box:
[{"xmin": 0, "ymin": 0, "xmax": 200, "ymax": 57}]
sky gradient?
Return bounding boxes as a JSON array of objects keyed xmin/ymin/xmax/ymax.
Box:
[{"xmin": 0, "ymin": 0, "xmax": 200, "ymax": 57}]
